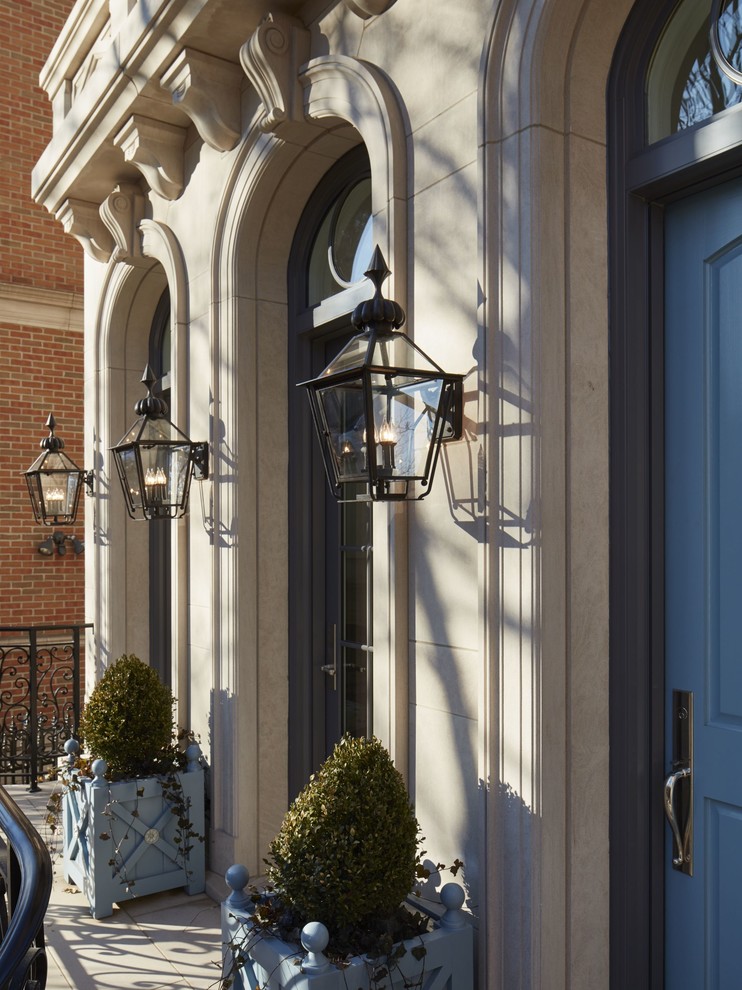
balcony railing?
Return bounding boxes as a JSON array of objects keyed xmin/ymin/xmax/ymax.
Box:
[
  {"xmin": 0, "ymin": 783, "xmax": 52, "ymax": 990},
  {"xmin": 0, "ymin": 624, "xmax": 91, "ymax": 792}
]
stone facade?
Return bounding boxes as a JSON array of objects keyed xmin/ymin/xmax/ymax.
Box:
[{"xmin": 28, "ymin": 0, "xmax": 650, "ymax": 987}]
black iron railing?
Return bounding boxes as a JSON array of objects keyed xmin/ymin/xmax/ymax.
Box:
[
  {"xmin": 0, "ymin": 624, "xmax": 91, "ymax": 791},
  {"xmin": 0, "ymin": 784, "xmax": 52, "ymax": 990}
]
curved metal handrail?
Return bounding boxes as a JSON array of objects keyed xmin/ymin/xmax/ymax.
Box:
[{"xmin": 0, "ymin": 784, "xmax": 52, "ymax": 990}]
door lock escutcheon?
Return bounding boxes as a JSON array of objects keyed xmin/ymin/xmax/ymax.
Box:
[{"xmin": 663, "ymin": 689, "xmax": 693, "ymax": 876}]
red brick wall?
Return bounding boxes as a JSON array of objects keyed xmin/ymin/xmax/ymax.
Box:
[{"xmin": 0, "ymin": 0, "xmax": 86, "ymax": 630}]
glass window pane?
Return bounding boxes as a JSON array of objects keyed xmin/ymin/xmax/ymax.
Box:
[
  {"xmin": 307, "ymin": 178, "xmax": 372, "ymax": 306},
  {"xmin": 648, "ymin": 0, "xmax": 742, "ymax": 142},
  {"xmin": 341, "ymin": 645, "xmax": 369, "ymax": 738},
  {"xmin": 332, "ymin": 181, "xmax": 372, "ymax": 282},
  {"xmin": 341, "ymin": 548, "xmax": 368, "ymax": 643}
]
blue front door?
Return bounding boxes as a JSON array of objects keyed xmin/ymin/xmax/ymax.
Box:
[{"xmin": 665, "ymin": 178, "xmax": 742, "ymax": 988}]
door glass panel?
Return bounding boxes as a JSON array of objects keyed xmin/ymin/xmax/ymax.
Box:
[
  {"xmin": 335, "ymin": 428, "xmax": 372, "ymax": 740},
  {"xmin": 341, "ymin": 645, "xmax": 369, "ymax": 738},
  {"xmin": 648, "ymin": 0, "xmax": 742, "ymax": 143}
]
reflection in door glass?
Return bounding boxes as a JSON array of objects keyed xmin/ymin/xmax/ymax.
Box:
[{"xmin": 339, "ymin": 483, "xmax": 372, "ymax": 737}]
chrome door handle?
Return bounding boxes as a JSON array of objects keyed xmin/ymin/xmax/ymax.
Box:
[
  {"xmin": 664, "ymin": 689, "xmax": 694, "ymax": 875},
  {"xmin": 664, "ymin": 766, "xmax": 691, "ymax": 867}
]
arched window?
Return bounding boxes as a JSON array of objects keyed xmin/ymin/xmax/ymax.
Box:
[
  {"xmin": 647, "ymin": 0, "xmax": 742, "ymax": 142},
  {"xmin": 288, "ymin": 146, "xmax": 373, "ymax": 794}
]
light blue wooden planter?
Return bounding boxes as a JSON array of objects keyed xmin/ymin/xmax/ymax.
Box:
[
  {"xmin": 221, "ymin": 865, "xmax": 473, "ymax": 990},
  {"xmin": 61, "ymin": 745, "xmax": 205, "ymax": 919}
]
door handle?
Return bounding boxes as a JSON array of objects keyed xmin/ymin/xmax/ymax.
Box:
[
  {"xmin": 664, "ymin": 689, "xmax": 693, "ymax": 876},
  {"xmin": 664, "ymin": 766, "xmax": 691, "ymax": 867},
  {"xmin": 321, "ymin": 625, "xmax": 337, "ymax": 689}
]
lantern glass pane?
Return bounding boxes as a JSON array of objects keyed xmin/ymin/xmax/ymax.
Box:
[
  {"xmin": 40, "ymin": 470, "xmax": 79, "ymax": 518},
  {"xmin": 316, "ymin": 381, "xmax": 368, "ymax": 482},
  {"xmin": 139, "ymin": 443, "xmax": 191, "ymax": 510},
  {"xmin": 368, "ymin": 373, "xmax": 445, "ymax": 480},
  {"xmin": 320, "ymin": 334, "xmax": 371, "ymax": 378},
  {"xmin": 118, "ymin": 447, "xmax": 144, "ymax": 511},
  {"xmin": 371, "ymin": 334, "xmax": 440, "ymax": 373}
]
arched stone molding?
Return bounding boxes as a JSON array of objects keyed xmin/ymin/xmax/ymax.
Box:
[
  {"xmin": 301, "ymin": 55, "xmax": 407, "ymax": 287},
  {"xmin": 207, "ymin": 52, "xmax": 408, "ymax": 877},
  {"xmin": 478, "ymin": 1, "xmax": 634, "ymax": 988},
  {"xmin": 87, "ymin": 220, "xmax": 189, "ymax": 719},
  {"xmin": 139, "ymin": 219, "xmax": 192, "ymax": 713}
]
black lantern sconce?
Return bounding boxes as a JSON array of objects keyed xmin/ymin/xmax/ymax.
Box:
[
  {"xmin": 110, "ymin": 365, "xmax": 209, "ymax": 521},
  {"xmin": 24, "ymin": 414, "xmax": 93, "ymax": 526},
  {"xmin": 298, "ymin": 246, "xmax": 463, "ymax": 502}
]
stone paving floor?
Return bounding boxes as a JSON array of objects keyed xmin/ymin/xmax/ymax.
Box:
[{"xmin": 7, "ymin": 782, "xmax": 226, "ymax": 990}]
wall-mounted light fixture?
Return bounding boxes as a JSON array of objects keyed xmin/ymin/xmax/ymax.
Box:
[
  {"xmin": 38, "ymin": 531, "xmax": 84, "ymax": 556},
  {"xmin": 298, "ymin": 246, "xmax": 463, "ymax": 501},
  {"xmin": 111, "ymin": 365, "xmax": 209, "ymax": 521},
  {"xmin": 24, "ymin": 414, "xmax": 93, "ymax": 526}
]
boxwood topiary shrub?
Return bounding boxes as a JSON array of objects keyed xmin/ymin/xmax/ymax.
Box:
[
  {"xmin": 80, "ymin": 654, "xmax": 176, "ymax": 779},
  {"xmin": 267, "ymin": 735, "xmax": 420, "ymax": 940}
]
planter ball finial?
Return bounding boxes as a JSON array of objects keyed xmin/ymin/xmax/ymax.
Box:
[
  {"xmin": 225, "ymin": 864, "xmax": 251, "ymax": 910},
  {"xmin": 439, "ymin": 882, "xmax": 467, "ymax": 929},
  {"xmin": 300, "ymin": 922, "xmax": 330, "ymax": 973}
]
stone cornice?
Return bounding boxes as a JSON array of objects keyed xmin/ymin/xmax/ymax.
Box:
[{"xmin": 0, "ymin": 283, "xmax": 84, "ymax": 333}]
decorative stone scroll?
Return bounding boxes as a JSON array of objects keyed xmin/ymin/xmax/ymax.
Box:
[
  {"xmin": 161, "ymin": 48, "xmax": 243, "ymax": 152},
  {"xmin": 99, "ymin": 182, "xmax": 148, "ymax": 264},
  {"xmin": 55, "ymin": 198, "xmax": 115, "ymax": 263},
  {"xmin": 113, "ymin": 115, "xmax": 186, "ymax": 200},
  {"xmin": 240, "ymin": 12, "xmax": 310, "ymax": 133}
]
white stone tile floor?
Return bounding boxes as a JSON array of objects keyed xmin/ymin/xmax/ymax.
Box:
[{"xmin": 6, "ymin": 783, "xmax": 226, "ymax": 990}]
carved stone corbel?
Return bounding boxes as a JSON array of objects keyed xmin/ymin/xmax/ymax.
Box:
[
  {"xmin": 240, "ymin": 12, "xmax": 310, "ymax": 133},
  {"xmin": 161, "ymin": 49, "xmax": 243, "ymax": 152},
  {"xmin": 55, "ymin": 199, "xmax": 115, "ymax": 262},
  {"xmin": 113, "ymin": 115, "xmax": 186, "ymax": 200},
  {"xmin": 99, "ymin": 183, "xmax": 148, "ymax": 264}
]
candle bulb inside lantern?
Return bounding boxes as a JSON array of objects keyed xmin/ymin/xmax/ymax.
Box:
[
  {"xmin": 144, "ymin": 465, "xmax": 168, "ymax": 504},
  {"xmin": 378, "ymin": 418, "xmax": 397, "ymax": 473}
]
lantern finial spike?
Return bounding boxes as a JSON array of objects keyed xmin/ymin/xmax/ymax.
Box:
[
  {"xmin": 141, "ymin": 363, "xmax": 157, "ymax": 393},
  {"xmin": 134, "ymin": 364, "xmax": 168, "ymax": 418},
  {"xmin": 364, "ymin": 245, "xmax": 391, "ymax": 294},
  {"xmin": 40, "ymin": 413, "xmax": 63, "ymax": 451}
]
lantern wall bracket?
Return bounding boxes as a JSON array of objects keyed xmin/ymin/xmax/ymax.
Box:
[{"xmin": 191, "ymin": 442, "xmax": 209, "ymax": 481}]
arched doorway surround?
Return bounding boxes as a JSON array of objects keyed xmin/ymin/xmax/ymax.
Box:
[
  {"xmin": 207, "ymin": 53, "xmax": 408, "ymax": 877},
  {"xmin": 479, "ymin": 0, "xmax": 633, "ymax": 987},
  {"xmin": 88, "ymin": 220, "xmax": 188, "ymax": 711}
]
